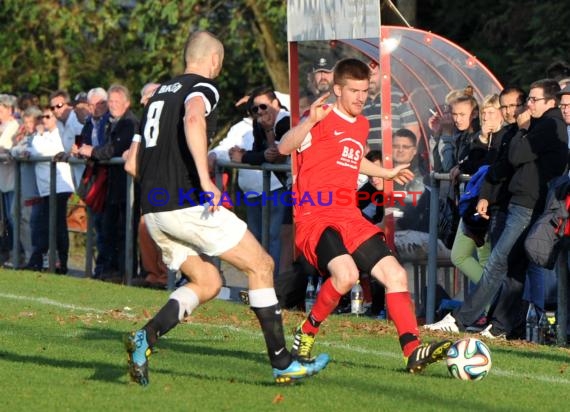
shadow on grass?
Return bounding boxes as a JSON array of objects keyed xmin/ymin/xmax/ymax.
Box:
[
  {"xmin": 0, "ymin": 319, "xmax": 302, "ymax": 387},
  {"xmin": 77, "ymin": 325, "xmax": 292, "ymax": 386},
  {"xmin": 0, "ymin": 344, "xmax": 274, "ymax": 388},
  {"xmin": 79, "ymin": 324, "xmax": 268, "ymax": 363},
  {"xmin": 77, "ymin": 325, "xmax": 457, "ymax": 386},
  {"xmin": 333, "ymin": 357, "xmax": 453, "ymax": 380},
  {"xmin": 0, "ymin": 349, "xmax": 127, "ymax": 384}
]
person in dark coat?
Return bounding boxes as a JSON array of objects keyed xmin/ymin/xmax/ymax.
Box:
[{"xmin": 78, "ymin": 84, "xmax": 139, "ymax": 279}]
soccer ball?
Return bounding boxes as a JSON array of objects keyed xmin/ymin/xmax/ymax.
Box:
[{"xmin": 446, "ymin": 338, "xmax": 492, "ymax": 381}]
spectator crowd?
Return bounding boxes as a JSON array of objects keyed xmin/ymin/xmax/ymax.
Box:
[{"xmin": 2, "ymin": 55, "xmax": 570, "ymax": 344}]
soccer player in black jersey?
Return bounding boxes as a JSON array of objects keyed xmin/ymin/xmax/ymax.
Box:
[{"xmin": 123, "ymin": 30, "xmax": 329, "ymax": 386}]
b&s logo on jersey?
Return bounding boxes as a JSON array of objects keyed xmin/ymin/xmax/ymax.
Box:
[
  {"xmin": 336, "ymin": 137, "xmax": 363, "ymax": 170},
  {"xmin": 158, "ymin": 82, "xmax": 183, "ymax": 94}
]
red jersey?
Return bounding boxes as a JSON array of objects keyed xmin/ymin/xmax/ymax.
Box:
[
  {"xmin": 292, "ymin": 107, "xmax": 383, "ymax": 268},
  {"xmin": 293, "ymin": 107, "xmax": 369, "ymax": 220}
]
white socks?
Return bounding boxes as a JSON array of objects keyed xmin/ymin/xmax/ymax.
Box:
[{"xmin": 169, "ymin": 287, "xmax": 200, "ymax": 321}]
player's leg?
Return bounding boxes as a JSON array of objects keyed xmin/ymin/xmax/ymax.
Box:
[
  {"xmin": 125, "ymin": 208, "xmax": 223, "ymax": 386},
  {"xmin": 292, "ymin": 228, "xmax": 358, "ymax": 361},
  {"xmin": 354, "ymin": 234, "xmax": 451, "ymax": 372},
  {"xmin": 125, "ymin": 254, "xmax": 221, "ymax": 386},
  {"xmin": 220, "ymin": 229, "xmax": 329, "ymax": 383},
  {"xmin": 143, "ymin": 255, "xmax": 222, "ymax": 344}
]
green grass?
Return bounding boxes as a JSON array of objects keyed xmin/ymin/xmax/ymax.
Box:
[{"xmin": 0, "ymin": 270, "xmax": 569, "ymax": 412}]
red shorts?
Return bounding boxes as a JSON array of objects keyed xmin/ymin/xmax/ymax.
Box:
[{"xmin": 295, "ymin": 209, "xmax": 382, "ymax": 270}]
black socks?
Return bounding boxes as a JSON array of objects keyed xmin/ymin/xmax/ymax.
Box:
[
  {"xmin": 143, "ymin": 299, "xmax": 181, "ymax": 347},
  {"xmin": 251, "ymin": 304, "xmax": 292, "ymax": 370}
]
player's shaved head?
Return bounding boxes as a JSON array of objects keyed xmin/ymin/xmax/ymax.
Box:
[{"xmin": 184, "ymin": 31, "xmax": 224, "ymax": 67}]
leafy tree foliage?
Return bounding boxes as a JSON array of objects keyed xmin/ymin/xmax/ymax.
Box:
[
  {"xmin": 3, "ymin": 0, "xmax": 568, "ymax": 136},
  {"xmin": 0, "ymin": 0, "xmax": 121, "ymax": 93},
  {"xmin": 417, "ymin": 0, "xmax": 570, "ymax": 87},
  {"xmin": 0, "ymin": 0, "xmax": 285, "ymax": 133}
]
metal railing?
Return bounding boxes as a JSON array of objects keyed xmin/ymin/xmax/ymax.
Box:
[
  {"xmin": 4, "ymin": 152, "xmax": 567, "ymax": 344},
  {"xmin": 4, "ymin": 154, "xmax": 124, "ymax": 276},
  {"xmin": 3, "ymin": 153, "xmax": 290, "ymax": 287},
  {"xmin": 214, "ymin": 159, "xmax": 291, "ymax": 250}
]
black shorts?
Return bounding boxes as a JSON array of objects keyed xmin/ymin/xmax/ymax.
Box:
[{"xmin": 315, "ymin": 227, "xmax": 393, "ymax": 274}]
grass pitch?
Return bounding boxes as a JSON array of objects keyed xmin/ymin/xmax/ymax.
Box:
[{"xmin": 0, "ymin": 269, "xmax": 568, "ymax": 412}]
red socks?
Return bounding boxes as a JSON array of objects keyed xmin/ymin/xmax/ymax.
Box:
[
  {"xmin": 301, "ymin": 283, "xmax": 421, "ymax": 358},
  {"xmin": 301, "ymin": 278, "xmax": 342, "ymax": 335},
  {"xmin": 386, "ymin": 291, "xmax": 421, "ymax": 357}
]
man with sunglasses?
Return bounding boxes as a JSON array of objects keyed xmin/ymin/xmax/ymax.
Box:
[
  {"xmin": 48, "ymin": 90, "xmax": 71, "ymax": 125},
  {"xmin": 49, "ymin": 90, "xmax": 85, "ymax": 153},
  {"xmin": 427, "ymin": 79, "xmax": 568, "ymax": 339},
  {"xmin": 227, "ymin": 87, "xmax": 290, "ymax": 277}
]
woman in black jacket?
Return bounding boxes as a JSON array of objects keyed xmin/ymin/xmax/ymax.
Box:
[{"xmin": 450, "ymin": 94, "xmax": 504, "ymax": 312}]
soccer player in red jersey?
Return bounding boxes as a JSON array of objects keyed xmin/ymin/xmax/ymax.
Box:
[{"xmin": 278, "ymin": 58, "xmax": 451, "ymax": 373}]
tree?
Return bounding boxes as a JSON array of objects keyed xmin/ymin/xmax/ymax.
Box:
[
  {"xmin": 243, "ymin": 0, "xmax": 288, "ymax": 92},
  {"xmin": 0, "ymin": 0, "xmax": 287, "ymax": 134},
  {"xmin": 417, "ymin": 0, "xmax": 570, "ymax": 86}
]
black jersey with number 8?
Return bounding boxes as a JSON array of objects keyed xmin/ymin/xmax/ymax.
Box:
[{"xmin": 138, "ymin": 74, "xmax": 220, "ymax": 214}]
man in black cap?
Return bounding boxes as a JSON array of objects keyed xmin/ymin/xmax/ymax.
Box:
[
  {"xmin": 307, "ymin": 55, "xmax": 335, "ymax": 102},
  {"xmin": 72, "ymin": 92, "xmax": 91, "ymax": 125}
]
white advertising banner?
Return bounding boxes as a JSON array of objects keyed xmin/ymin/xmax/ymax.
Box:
[{"xmin": 287, "ymin": 0, "xmax": 380, "ymax": 41}]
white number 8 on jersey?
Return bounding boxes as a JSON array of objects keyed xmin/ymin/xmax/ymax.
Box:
[{"xmin": 143, "ymin": 100, "xmax": 165, "ymax": 148}]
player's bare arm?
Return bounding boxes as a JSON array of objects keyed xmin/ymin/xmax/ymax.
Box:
[
  {"xmin": 359, "ymin": 157, "xmax": 414, "ymax": 185},
  {"xmin": 278, "ymin": 93, "xmax": 333, "ymax": 155},
  {"xmin": 184, "ymin": 95, "xmax": 221, "ymax": 211}
]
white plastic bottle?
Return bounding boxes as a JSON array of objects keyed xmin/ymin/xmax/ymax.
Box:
[
  {"xmin": 351, "ymin": 280, "xmax": 364, "ymax": 316},
  {"xmin": 315, "ymin": 276, "xmax": 322, "ymax": 295},
  {"xmin": 526, "ymin": 303, "xmax": 538, "ymax": 342},
  {"xmin": 537, "ymin": 311, "xmax": 549, "ymax": 345},
  {"xmin": 305, "ymin": 279, "xmax": 316, "ymax": 313}
]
